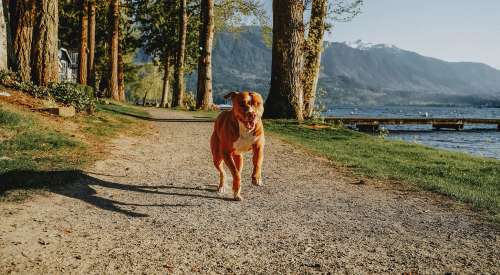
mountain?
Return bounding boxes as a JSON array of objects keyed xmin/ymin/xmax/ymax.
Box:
[{"xmin": 184, "ymin": 27, "xmax": 500, "ymax": 106}]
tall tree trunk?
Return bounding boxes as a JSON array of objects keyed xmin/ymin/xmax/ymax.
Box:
[
  {"xmin": 172, "ymin": 0, "xmax": 187, "ymax": 108},
  {"xmin": 10, "ymin": 0, "xmax": 35, "ymax": 82},
  {"xmin": 118, "ymin": 44, "xmax": 125, "ymax": 102},
  {"xmin": 31, "ymin": 0, "xmax": 59, "ymax": 86},
  {"xmin": 303, "ymin": 0, "xmax": 327, "ymax": 118},
  {"xmin": 195, "ymin": 0, "xmax": 214, "ymax": 110},
  {"xmin": 108, "ymin": 0, "xmax": 119, "ymax": 100},
  {"xmin": 78, "ymin": 0, "xmax": 88, "ymax": 85},
  {"xmin": 87, "ymin": 0, "xmax": 96, "ymax": 88},
  {"xmin": 0, "ymin": 1, "xmax": 7, "ymax": 70},
  {"xmin": 160, "ymin": 52, "xmax": 171, "ymax": 108},
  {"xmin": 263, "ymin": 0, "xmax": 304, "ymax": 120}
]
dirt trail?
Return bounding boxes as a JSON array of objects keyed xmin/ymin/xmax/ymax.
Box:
[{"xmin": 0, "ymin": 109, "xmax": 498, "ymax": 274}]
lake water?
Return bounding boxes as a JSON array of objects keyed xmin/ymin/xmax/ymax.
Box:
[{"xmin": 325, "ymin": 106, "xmax": 500, "ymax": 160}]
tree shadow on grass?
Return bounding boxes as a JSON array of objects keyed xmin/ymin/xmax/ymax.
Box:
[
  {"xmin": 0, "ymin": 170, "xmax": 231, "ymax": 217},
  {"xmin": 101, "ymin": 108, "xmax": 215, "ymax": 123}
]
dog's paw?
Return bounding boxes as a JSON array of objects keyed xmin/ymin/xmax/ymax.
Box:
[
  {"xmin": 252, "ymin": 178, "xmax": 263, "ymax": 186},
  {"xmin": 233, "ymin": 192, "xmax": 243, "ymax": 201},
  {"xmin": 217, "ymin": 185, "xmax": 225, "ymax": 193}
]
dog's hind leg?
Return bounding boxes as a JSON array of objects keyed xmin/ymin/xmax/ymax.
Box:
[
  {"xmin": 211, "ymin": 133, "xmax": 226, "ymax": 193},
  {"xmin": 214, "ymin": 157, "xmax": 225, "ymax": 193}
]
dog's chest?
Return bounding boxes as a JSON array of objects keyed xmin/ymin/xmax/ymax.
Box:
[{"xmin": 233, "ymin": 122, "xmax": 257, "ymax": 153}]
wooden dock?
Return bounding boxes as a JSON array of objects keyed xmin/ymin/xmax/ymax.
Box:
[{"xmin": 324, "ymin": 117, "xmax": 500, "ymax": 131}]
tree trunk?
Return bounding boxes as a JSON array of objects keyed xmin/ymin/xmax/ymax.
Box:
[
  {"xmin": 160, "ymin": 53, "xmax": 171, "ymax": 108},
  {"xmin": 87, "ymin": 0, "xmax": 96, "ymax": 88},
  {"xmin": 31, "ymin": 0, "xmax": 59, "ymax": 86},
  {"xmin": 142, "ymin": 90, "xmax": 148, "ymax": 107},
  {"xmin": 172, "ymin": 0, "xmax": 187, "ymax": 108},
  {"xmin": 108, "ymin": 0, "xmax": 119, "ymax": 100},
  {"xmin": 303, "ymin": 0, "xmax": 327, "ymax": 118},
  {"xmin": 118, "ymin": 43, "xmax": 125, "ymax": 102},
  {"xmin": 0, "ymin": 1, "xmax": 7, "ymax": 70},
  {"xmin": 195, "ymin": 0, "xmax": 214, "ymax": 110},
  {"xmin": 78, "ymin": 0, "xmax": 88, "ymax": 85},
  {"xmin": 263, "ymin": 0, "xmax": 304, "ymax": 120},
  {"xmin": 10, "ymin": 0, "xmax": 35, "ymax": 82}
]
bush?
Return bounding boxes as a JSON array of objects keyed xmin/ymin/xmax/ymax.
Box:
[
  {"xmin": 183, "ymin": 91, "xmax": 196, "ymax": 111},
  {"xmin": 0, "ymin": 70, "xmax": 96, "ymax": 113},
  {"xmin": 48, "ymin": 82, "xmax": 95, "ymax": 113}
]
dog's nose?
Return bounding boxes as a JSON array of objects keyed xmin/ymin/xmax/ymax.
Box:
[{"xmin": 248, "ymin": 112, "xmax": 257, "ymax": 119}]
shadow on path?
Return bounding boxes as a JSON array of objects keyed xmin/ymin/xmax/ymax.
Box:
[
  {"xmin": 104, "ymin": 108, "xmax": 215, "ymax": 123},
  {"xmin": 0, "ymin": 170, "xmax": 230, "ymax": 217}
]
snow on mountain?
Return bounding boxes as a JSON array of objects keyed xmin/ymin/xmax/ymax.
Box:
[{"xmin": 343, "ymin": 39, "xmax": 399, "ymax": 50}]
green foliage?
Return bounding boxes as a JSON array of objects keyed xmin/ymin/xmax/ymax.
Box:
[
  {"xmin": 48, "ymin": 82, "xmax": 96, "ymax": 112},
  {"xmin": 183, "ymin": 91, "xmax": 197, "ymax": 110},
  {"xmin": 59, "ymin": 1, "xmax": 140, "ymax": 98},
  {"xmin": 0, "ymin": 70, "xmax": 96, "ymax": 112},
  {"xmin": 125, "ymin": 63, "xmax": 163, "ymax": 103},
  {"xmin": 266, "ymin": 120, "xmax": 500, "ymax": 221},
  {"xmin": 134, "ymin": 0, "xmax": 200, "ymax": 72}
]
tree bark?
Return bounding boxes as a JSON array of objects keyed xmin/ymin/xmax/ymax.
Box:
[
  {"xmin": 108, "ymin": 0, "xmax": 120, "ymax": 100},
  {"xmin": 303, "ymin": 0, "xmax": 327, "ymax": 118},
  {"xmin": 31, "ymin": 0, "xmax": 59, "ymax": 86},
  {"xmin": 172, "ymin": 0, "xmax": 187, "ymax": 108},
  {"xmin": 195, "ymin": 0, "xmax": 214, "ymax": 110},
  {"xmin": 78, "ymin": 0, "xmax": 88, "ymax": 85},
  {"xmin": 160, "ymin": 52, "xmax": 171, "ymax": 108},
  {"xmin": 10, "ymin": 0, "xmax": 35, "ymax": 82},
  {"xmin": 118, "ymin": 43, "xmax": 125, "ymax": 102},
  {"xmin": 87, "ymin": 0, "xmax": 96, "ymax": 88},
  {"xmin": 263, "ymin": 0, "xmax": 304, "ymax": 120},
  {"xmin": 0, "ymin": 1, "xmax": 7, "ymax": 70}
]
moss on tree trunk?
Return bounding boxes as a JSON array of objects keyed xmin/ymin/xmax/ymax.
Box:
[
  {"xmin": 303, "ymin": 0, "xmax": 327, "ymax": 118},
  {"xmin": 196, "ymin": 0, "xmax": 214, "ymax": 110}
]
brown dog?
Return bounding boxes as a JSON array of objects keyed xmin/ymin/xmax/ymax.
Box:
[{"xmin": 210, "ymin": 91, "xmax": 265, "ymax": 201}]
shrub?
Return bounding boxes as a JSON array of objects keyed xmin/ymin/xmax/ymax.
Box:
[
  {"xmin": 48, "ymin": 82, "xmax": 96, "ymax": 113},
  {"xmin": 183, "ymin": 91, "xmax": 196, "ymax": 110},
  {"xmin": 0, "ymin": 70, "xmax": 95, "ymax": 113}
]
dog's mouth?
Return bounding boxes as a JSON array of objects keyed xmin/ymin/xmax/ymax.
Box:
[
  {"xmin": 241, "ymin": 113, "xmax": 257, "ymax": 130},
  {"xmin": 244, "ymin": 119, "xmax": 256, "ymax": 130}
]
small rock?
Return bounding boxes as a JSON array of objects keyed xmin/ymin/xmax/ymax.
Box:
[
  {"xmin": 38, "ymin": 239, "xmax": 48, "ymax": 245},
  {"xmin": 0, "ymin": 92, "xmax": 11, "ymax": 97},
  {"xmin": 352, "ymin": 179, "xmax": 366, "ymax": 185},
  {"xmin": 42, "ymin": 106, "xmax": 76, "ymax": 117},
  {"xmin": 74, "ymin": 255, "xmax": 81, "ymax": 260},
  {"xmin": 0, "ymin": 156, "xmax": 13, "ymax": 161}
]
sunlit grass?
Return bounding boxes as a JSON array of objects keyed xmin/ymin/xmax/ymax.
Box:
[
  {"xmin": 265, "ymin": 120, "xmax": 500, "ymax": 222},
  {"xmin": 0, "ymin": 103, "xmax": 148, "ymax": 201}
]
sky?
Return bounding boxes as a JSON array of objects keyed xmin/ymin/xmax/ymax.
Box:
[{"xmin": 262, "ymin": 0, "xmax": 500, "ymax": 69}]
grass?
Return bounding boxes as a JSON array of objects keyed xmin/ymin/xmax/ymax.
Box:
[
  {"xmin": 265, "ymin": 120, "xmax": 500, "ymax": 221},
  {"xmin": 0, "ymin": 102, "xmax": 149, "ymax": 201},
  {"xmin": 97, "ymin": 101, "xmax": 151, "ymax": 119}
]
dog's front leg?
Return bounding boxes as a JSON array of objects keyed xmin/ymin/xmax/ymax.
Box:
[
  {"xmin": 223, "ymin": 150, "xmax": 242, "ymax": 201},
  {"xmin": 251, "ymin": 143, "xmax": 264, "ymax": 186}
]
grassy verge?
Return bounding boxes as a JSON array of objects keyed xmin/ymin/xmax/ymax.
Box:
[
  {"xmin": 265, "ymin": 120, "xmax": 500, "ymax": 221},
  {"xmin": 0, "ymin": 102, "xmax": 149, "ymax": 201}
]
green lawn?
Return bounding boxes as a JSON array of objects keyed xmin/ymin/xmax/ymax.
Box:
[
  {"xmin": 265, "ymin": 120, "xmax": 500, "ymax": 222},
  {"xmin": 0, "ymin": 103, "xmax": 148, "ymax": 201}
]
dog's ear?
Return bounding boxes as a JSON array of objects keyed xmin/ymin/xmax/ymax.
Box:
[{"xmin": 223, "ymin": 91, "xmax": 239, "ymax": 100}]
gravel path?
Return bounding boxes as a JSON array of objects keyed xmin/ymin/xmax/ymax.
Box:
[{"xmin": 0, "ymin": 109, "xmax": 498, "ymax": 274}]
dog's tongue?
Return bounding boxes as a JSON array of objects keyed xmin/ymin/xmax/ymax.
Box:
[{"xmin": 245, "ymin": 120, "xmax": 256, "ymax": 130}]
